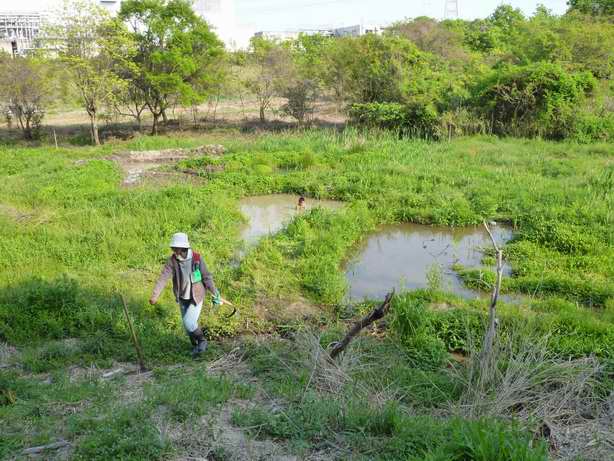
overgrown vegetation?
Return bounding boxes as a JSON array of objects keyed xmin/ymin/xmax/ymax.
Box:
[
  {"xmin": 2, "ymin": 1, "xmax": 613, "ymax": 142},
  {"xmin": 0, "ymin": 129, "xmax": 612, "ymax": 458},
  {"xmin": 0, "ymin": 1, "xmax": 613, "ymax": 459}
]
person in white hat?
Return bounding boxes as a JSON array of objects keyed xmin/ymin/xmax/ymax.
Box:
[{"xmin": 149, "ymin": 232, "xmax": 222, "ymax": 356}]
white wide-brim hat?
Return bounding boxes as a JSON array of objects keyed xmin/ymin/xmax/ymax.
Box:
[{"xmin": 170, "ymin": 232, "xmax": 190, "ymax": 249}]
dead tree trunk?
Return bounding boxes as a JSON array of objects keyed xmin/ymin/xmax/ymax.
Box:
[
  {"xmin": 329, "ymin": 290, "xmax": 395, "ymax": 359},
  {"xmin": 479, "ymin": 221, "xmax": 503, "ymax": 368}
]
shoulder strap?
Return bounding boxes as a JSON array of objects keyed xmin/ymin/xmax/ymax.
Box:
[{"xmin": 192, "ymin": 252, "xmax": 201, "ymax": 270}]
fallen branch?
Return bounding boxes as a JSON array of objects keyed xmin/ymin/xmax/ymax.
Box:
[
  {"xmin": 329, "ymin": 290, "xmax": 395, "ymax": 360},
  {"xmin": 23, "ymin": 440, "xmax": 70, "ymax": 454}
]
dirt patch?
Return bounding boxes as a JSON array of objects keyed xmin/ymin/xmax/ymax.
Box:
[
  {"xmin": 252, "ymin": 295, "xmax": 322, "ymax": 324},
  {"xmin": 109, "ymin": 144, "xmax": 226, "ymax": 186},
  {"xmin": 0, "ymin": 204, "xmax": 34, "ymax": 223},
  {"xmin": 449, "ymin": 351, "xmax": 468, "ymax": 365},
  {"xmin": 167, "ymin": 402, "xmax": 298, "ymax": 461},
  {"xmin": 210, "ymin": 403, "xmax": 297, "ymax": 461}
]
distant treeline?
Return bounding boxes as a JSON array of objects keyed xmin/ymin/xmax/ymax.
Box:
[{"xmin": 1, "ymin": 0, "xmax": 613, "ymax": 143}]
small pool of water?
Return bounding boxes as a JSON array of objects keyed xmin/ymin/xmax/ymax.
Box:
[
  {"xmin": 239, "ymin": 194, "xmax": 344, "ymax": 248},
  {"xmin": 345, "ymin": 223, "xmax": 514, "ymax": 301}
]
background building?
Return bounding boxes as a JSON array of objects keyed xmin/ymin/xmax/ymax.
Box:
[
  {"xmin": 98, "ymin": 0, "xmax": 122, "ymax": 15},
  {"xmin": 0, "ymin": 11, "xmax": 43, "ymax": 56},
  {"xmin": 253, "ymin": 24, "xmax": 383, "ymax": 43},
  {"xmin": 253, "ymin": 29, "xmax": 331, "ymax": 41},
  {"xmin": 332, "ymin": 24, "xmax": 383, "ymax": 37}
]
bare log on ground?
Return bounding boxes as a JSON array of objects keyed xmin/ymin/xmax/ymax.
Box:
[
  {"xmin": 23, "ymin": 440, "xmax": 70, "ymax": 454},
  {"xmin": 479, "ymin": 221, "xmax": 504, "ymax": 367},
  {"xmin": 329, "ymin": 290, "xmax": 395, "ymax": 360},
  {"xmin": 101, "ymin": 368, "xmax": 125, "ymax": 379}
]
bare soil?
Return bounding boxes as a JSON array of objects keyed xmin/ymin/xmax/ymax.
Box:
[{"xmin": 107, "ymin": 144, "xmax": 226, "ymax": 186}]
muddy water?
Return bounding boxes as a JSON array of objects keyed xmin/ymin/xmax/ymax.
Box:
[
  {"xmin": 345, "ymin": 223, "xmax": 514, "ymax": 301},
  {"xmin": 239, "ymin": 194, "xmax": 344, "ymax": 248}
]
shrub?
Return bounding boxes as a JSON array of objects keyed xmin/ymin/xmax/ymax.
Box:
[
  {"xmin": 474, "ymin": 62, "xmax": 596, "ymax": 139},
  {"xmin": 349, "ymin": 102, "xmax": 441, "ymax": 139},
  {"xmin": 281, "ymin": 79, "xmax": 319, "ymax": 125},
  {"xmin": 571, "ymin": 112, "xmax": 614, "ymax": 143}
]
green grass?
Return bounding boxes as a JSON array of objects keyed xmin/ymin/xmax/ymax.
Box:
[
  {"xmin": 1, "ymin": 129, "xmax": 613, "ymax": 459},
  {"xmin": 1, "ymin": 128, "xmax": 612, "ymax": 363},
  {"xmin": 232, "ymin": 404, "xmax": 548, "ymax": 460}
]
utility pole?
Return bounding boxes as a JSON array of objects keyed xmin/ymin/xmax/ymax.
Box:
[{"xmin": 444, "ymin": 0, "xmax": 459, "ymax": 19}]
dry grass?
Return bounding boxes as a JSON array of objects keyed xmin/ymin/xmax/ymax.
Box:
[
  {"xmin": 451, "ymin": 334, "xmax": 612, "ymax": 460},
  {"xmin": 294, "ymin": 331, "xmax": 361, "ymax": 396},
  {"xmin": 206, "ymin": 347, "xmax": 245, "ymax": 375},
  {"xmin": 0, "ymin": 341, "xmax": 18, "ymax": 367}
]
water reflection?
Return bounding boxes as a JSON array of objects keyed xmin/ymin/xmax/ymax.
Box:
[
  {"xmin": 345, "ymin": 223, "xmax": 514, "ymax": 301},
  {"xmin": 238, "ymin": 194, "xmax": 344, "ymax": 250}
]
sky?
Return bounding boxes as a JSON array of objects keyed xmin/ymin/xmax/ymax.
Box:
[{"xmin": 2, "ymin": 0, "xmax": 570, "ymax": 31}]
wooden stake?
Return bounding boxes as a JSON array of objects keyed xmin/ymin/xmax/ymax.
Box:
[
  {"xmin": 53, "ymin": 129, "xmax": 58, "ymax": 149},
  {"xmin": 120, "ymin": 294, "xmax": 148, "ymax": 372}
]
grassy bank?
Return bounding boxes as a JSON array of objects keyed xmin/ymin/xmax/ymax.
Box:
[{"xmin": 0, "ymin": 130, "xmax": 612, "ymax": 459}]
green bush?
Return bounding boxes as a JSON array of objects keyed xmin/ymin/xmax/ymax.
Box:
[
  {"xmin": 349, "ymin": 102, "xmax": 442, "ymax": 139},
  {"xmin": 474, "ymin": 62, "xmax": 596, "ymax": 139},
  {"xmin": 571, "ymin": 113, "xmax": 614, "ymax": 143}
]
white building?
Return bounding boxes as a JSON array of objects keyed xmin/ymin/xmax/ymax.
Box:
[
  {"xmin": 0, "ymin": 11, "xmax": 43, "ymax": 56},
  {"xmin": 98, "ymin": 0, "xmax": 122, "ymax": 15},
  {"xmin": 332, "ymin": 24, "xmax": 384, "ymax": 37},
  {"xmin": 253, "ymin": 29, "xmax": 331, "ymax": 42},
  {"xmin": 251, "ymin": 24, "xmax": 383, "ymax": 43}
]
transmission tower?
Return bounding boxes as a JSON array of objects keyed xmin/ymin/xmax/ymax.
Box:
[{"xmin": 444, "ymin": 0, "xmax": 459, "ymax": 19}]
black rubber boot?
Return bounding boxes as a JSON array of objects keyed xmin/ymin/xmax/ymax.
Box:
[{"xmin": 189, "ymin": 327, "xmax": 208, "ymax": 357}]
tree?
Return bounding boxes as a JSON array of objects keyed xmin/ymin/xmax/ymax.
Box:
[
  {"xmin": 281, "ymin": 79, "xmax": 319, "ymax": 126},
  {"xmin": 559, "ymin": 16, "xmax": 614, "ymax": 78},
  {"xmin": 389, "ymin": 17, "xmax": 469, "ymax": 63},
  {"xmin": 474, "ymin": 63, "xmax": 596, "ymax": 138},
  {"xmin": 113, "ymin": 84, "xmax": 148, "ymax": 130},
  {"xmin": 0, "ymin": 57, "xmax": 49, "ymax": 140},
  {"xmin": 45, "ymin": 0, "xmax": 133, "ymax": 145},
  {"xmin": 245, "ymin": 36, "xmax": 293, "ymax": 123},
  {"xmin": 333, "ymin": 35, "xmax": 424, "ymax": 104},
  {"xmin": 119, "ymin": 0, "xmax": 224, "ymax": 134},
  {"xmin": 567, "ymin": 0, "xmax": 614, "ymax": 16}
]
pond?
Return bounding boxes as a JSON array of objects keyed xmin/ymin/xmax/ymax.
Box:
[
  {"xmin": 238, "ymin": 193, "xmax": 344, "ymax": 249},
  {"xmin": 345, "ymin": 223, "xmax": 514, "ymax": 301}
]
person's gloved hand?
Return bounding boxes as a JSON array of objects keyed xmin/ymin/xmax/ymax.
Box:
[{"xmin": 212, "ymin": 291, "xmax": 222, "ymax": 307}]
